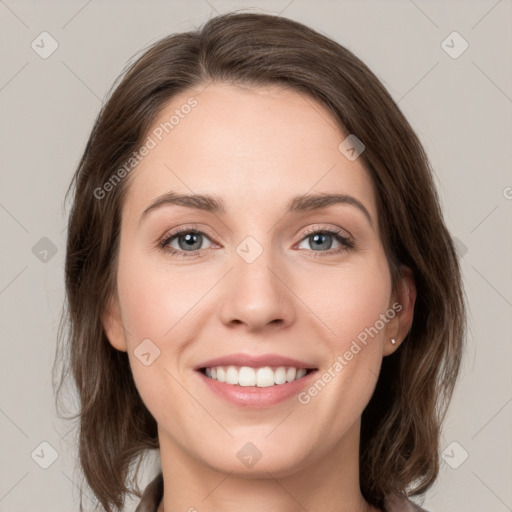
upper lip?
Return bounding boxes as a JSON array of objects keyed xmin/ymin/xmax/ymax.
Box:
[{"xmin": 195, "ymin": 353, "xmax": 317, "ymax": 370}]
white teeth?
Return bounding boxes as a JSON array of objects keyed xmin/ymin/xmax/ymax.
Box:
[
  {"xmin": 203, "ymin": 365, "xmax": 311, "ymax": 387},
  {"xmin": 274, "ymin": 367, "xmax": 287, "ymax": 385},
  {"xmin": 226, "ymin": 366, "xmax": 238, "ymax": 385},
  {"xmin": 286, "ymin": 367, "xmax": 296, "ymax": 382},
  {"xmin": 296, "ymin": 368, "xmax": 307, "ymax": 379},
  {"xmin": 239, "ymin": 367, "xmax": 256, "ymax": 386},
  {"xmin": 256, "ymin": 367, "xmax": 275, "ymax": 387}
]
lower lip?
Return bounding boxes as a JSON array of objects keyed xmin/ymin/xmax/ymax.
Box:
[{"xmin": 196, "ymin": 370, "xmax": 318, "ymax": 408}]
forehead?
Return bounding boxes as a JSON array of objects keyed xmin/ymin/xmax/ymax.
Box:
[{"xmin": 122, "ymin": 82, "xmax": 377, "ymax": 222}]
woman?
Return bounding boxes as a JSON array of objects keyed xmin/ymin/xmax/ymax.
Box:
[{"xmin": 55, "ymin": 11, "xmax": 466, "ymax": 512}]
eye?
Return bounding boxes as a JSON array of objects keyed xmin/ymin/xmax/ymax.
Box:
[
  {"xmin": 296, "ymin": 228, "xmax": 354, "ymax": 254},
  {"xmin": 159, "ymin": 226, "xmax": 354, "ymax": 258},
  {"xmin": 160, "ymin": 228, "xmax": 214, "ymax": 257}
]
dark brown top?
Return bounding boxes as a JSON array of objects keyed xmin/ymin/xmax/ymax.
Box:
[{"xmin": 134, "ymin": 473, "xmax": 429, "ymax": 512}]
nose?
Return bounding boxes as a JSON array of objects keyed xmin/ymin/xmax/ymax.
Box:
[{"xmin": 217, "ymin": 242, "xmax": 296, "ymax": 333}]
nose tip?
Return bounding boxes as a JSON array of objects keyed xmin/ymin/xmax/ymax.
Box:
[{"xmin": 217, "ymin": 251, "xmax": 296, "ymax": 333}]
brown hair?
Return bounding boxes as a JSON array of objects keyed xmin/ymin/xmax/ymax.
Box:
[{"xmin": 54, "ymin": 11, "xmax": 466, "ymax": 511}]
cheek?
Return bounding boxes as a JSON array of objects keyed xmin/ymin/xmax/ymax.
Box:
[
  {"xmin": 115, "ymin": 254, "xmax": 198, "ymax": 430},
  {"xmin": 115, "ymin": 249, "xmax": 218, "ymax": 424},
  {"xmin": 296, "ymin": 252, "xmax": 392, "ymax": 420},
  {"xmin": 116, "ymin": 250, "xmax": 212, "ymax": 343},
  {"xmin": 296, "ymin": 251, "xmax": 392, "ymax": 404},
  {"xmin": 300, "ymin": 252, "xmax": 392, "ymax": 348}
]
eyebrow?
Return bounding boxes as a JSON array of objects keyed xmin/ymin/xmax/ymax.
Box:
[{"xmin": 140, "ymin": 191, "xmax": 373, "ymax": 226}]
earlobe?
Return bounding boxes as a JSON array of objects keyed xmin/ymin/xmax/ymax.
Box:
[
  {"xmin": 383, "ymin": 266, "xmax": 417, "ymax": 356},
  {"xmin": 101, "ymin": 294, "xmax": 128, "ymax": 352}
]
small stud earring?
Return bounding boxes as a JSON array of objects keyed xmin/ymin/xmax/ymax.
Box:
[{"xmin": 391, "ymin": 338, "xmax": 397, "ymax": 345}]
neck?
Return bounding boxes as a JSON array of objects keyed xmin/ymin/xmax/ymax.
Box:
[{"xmin": 156, "ymin": 420, "xmax": 377, "ymax": 512}]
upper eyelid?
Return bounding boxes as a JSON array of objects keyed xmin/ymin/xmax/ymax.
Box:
[
  {"xmin": 161, "ymin": 225, "xmax": 216, "ymax": 244},
  {"xmin": 299, "ymin": 224, "xmax": 353, "ymax": 240}
]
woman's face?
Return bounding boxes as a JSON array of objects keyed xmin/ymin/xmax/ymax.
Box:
[{"xmin": 104, "ymin": 82, "xmax": 414, "ymax": 476}]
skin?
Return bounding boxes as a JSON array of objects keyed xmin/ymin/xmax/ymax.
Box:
[{"xmin": 103, "ymin": 82, "xmax": 416, "ymax": 512}]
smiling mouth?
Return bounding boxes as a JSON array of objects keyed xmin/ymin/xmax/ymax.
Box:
[{"xmin": 199, "ymin": 365, "xmax": 317, "ymax": 387}]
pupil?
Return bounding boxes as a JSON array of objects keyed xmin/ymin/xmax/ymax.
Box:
[
  {"xmin": 312, "ymin": 233, "xmax": 332, "ymax": 250},
  {"xmin": 180, "ymin": 233, "xmax": 201, "ymax": 250}
]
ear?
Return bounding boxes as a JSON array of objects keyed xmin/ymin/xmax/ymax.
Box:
[
  {"xmin": 382, "ymin": 266, "xmax": 416, "ymax": 356},
  {"xmin": 101, "ymin": 293, "xmax": 128, "ymax": 352}
]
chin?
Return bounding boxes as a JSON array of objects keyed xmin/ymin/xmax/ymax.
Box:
[{"xmin": 194, "ymin": 437, "xmax": 314, "ymax": 478}]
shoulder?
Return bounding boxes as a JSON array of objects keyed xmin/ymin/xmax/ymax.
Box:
[
  {"xmin": 383, "ymin": 493, "xmax": 431, "ymax": 512},
  {"xmin": 134, "ymin": 472, "xmax": 164, "ymax": 512}
]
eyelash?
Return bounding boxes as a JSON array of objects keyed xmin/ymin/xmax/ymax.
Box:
[{"xmin": 158, "ymin": 225, "xmax": 355, "ymax": 259}]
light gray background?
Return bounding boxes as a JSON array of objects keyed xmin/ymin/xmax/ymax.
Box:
[{"xmin": 1, "ymin": 0, "xmax": 511, "ymax": 511}]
